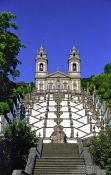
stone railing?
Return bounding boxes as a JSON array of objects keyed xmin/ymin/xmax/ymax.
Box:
[
  {"xmin": 34, "ymin": 89, "xmax": 81, "ymax": 94},
  {"xmin": 12, "ymin": 170, "xmax": 23, "ymax": 175},
  {"xmin": 12, "ymin": 137, "xmax": 43, "ymax": 175},
  {"xmin": 77, "ymin": 138, "xmax": 106, "ymax": 175},
  {"xmin": 92, "ymin": 93, "xmax": 111, "ymax": 125}
]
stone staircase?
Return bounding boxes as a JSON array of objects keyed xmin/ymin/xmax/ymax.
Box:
[{"xmin": 33, "ymin": 143, "xmax": 87, "ymax": 175}]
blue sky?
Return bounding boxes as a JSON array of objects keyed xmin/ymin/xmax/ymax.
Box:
[{"xmin": 0, "ymin": 0, "xmax": 111, "ymax": 82}]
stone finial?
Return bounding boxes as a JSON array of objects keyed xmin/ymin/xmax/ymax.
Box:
[
  {"xmin": 39, "ymin": 132, "xmax": 41, "ymax": 137},
  {"xmin": 76, "ymin": 132, "xmax": 79, "ymax": 138}
]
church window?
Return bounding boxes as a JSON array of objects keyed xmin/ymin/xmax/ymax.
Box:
[
  {"xmin": 56, "ymin": 79, "xmax": 61, "ymax": 90},
  {"xmin": 64, "ymin": 82, "xmax": 67, "ymax": 90},
  {"xmin": 40, "ymin": 53, "xmax": 43, "ymax": 57},
  {"xmin": 49, "ymin": 83, "xmax": 53, "ymax": 90},
  {"xmin": 39, "ymin": 63, "xmax": 43, "ymax": 71},
  {"xmin": 73, "ymin": 53, "xmax": 75, "ymax": 56},
  {"xmin": 39, "ymin": 83, "xmax": 43, "ymax": 90},
  {"xmin": 73, "ymin": 63, "xmax": 76, "ymax": 71},
  {"xmin": 73, "ymin": 82, "xmax": 77, "ymax": 90}
]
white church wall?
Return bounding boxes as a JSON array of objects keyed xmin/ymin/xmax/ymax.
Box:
[
  {"xmin": 46, "ymin": 128, "xmax": 54, "ymax": 138},
  {"xmin": 48, "ymin": 113, "xmax": 56, "ymax": 119},
  {"xmin": 47, "ymin": 120, "xmax": 56, "ymax": 127}
]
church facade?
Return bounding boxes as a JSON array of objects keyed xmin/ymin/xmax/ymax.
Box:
[
  {"xmin": 35, "ymin": 46, "xmax": 81, "ymax": 93},
  {"xmin": 23, "ymin": 46, "xmax": 100, "ymax": 142}
]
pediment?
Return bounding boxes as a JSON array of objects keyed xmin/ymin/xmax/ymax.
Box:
[{"xmin": 47, "ymin": 71, "xmax": 70, "ymax": 78}]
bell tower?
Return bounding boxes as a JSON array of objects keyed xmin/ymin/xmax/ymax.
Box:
[
  {"xmin": 68, "ymin": 46, "xmax": 81, "ymax": 92},
  {"xmin": 35, "ymin": 45, "xmax": 48, "ymax": 90}
]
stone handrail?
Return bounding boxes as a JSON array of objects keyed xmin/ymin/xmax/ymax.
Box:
[
  {"xmin": 77, "ymin": 138, "xmax": 84, "ymax": 158},
  {"xmin": 24, "ymin": 147, "xmax": 36, "ymax": 175},
  {"xmin": 12, "ymin": 170, "xmax": 23, "ymax": 175},
  {"xmin": 24, "ymin": 137, "xmax": 43, "ymax": 174},
  {"xmin": 36, "ymin": 137, "xmax": 43, "ymax": 157},
  {"xmin": 77, "ymin": 138, "xmax": 106, "ymax": 175},
  {"xmin": 12, "ymin": 137, "xmax": 43, "ymax": 175}
]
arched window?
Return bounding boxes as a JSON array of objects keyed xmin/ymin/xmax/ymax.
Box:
[
  {"xmin": 39, "ymin": 63, "xmax": 43, "ymax": 71},
  {"xmin": 73, "ymin": 63, "xmax": 76, "ymax": 71}
]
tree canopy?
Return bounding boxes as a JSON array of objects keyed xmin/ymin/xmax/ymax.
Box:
[
  {"xmin": 0, "ymin": 11, "xmax": 25, "ymax": 102},
  {"xmin": 0, "ymin": 11, "xmax": 25, "ymax": 79},
  {"xmin": 81, "ymin": 63, "xmax": 111, "ymax": 108},
  {"xmin": 0, "ymin": 11, "xmax": 27, "ymax": 116},
  {"xmin": 104, "ymin": 63, "xmax": 111, "ymax": 74}
]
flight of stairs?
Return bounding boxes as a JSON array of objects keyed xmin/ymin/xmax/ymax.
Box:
[{"xmin": 33, "ymin": 143, "xmax": 87, "ymax": 175}]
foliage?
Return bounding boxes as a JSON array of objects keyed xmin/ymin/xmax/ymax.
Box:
[
  {"xmin": 90, "ymin": 126, "xmax": 111, "ymax": 174},
  {"xmin": 0, "ymin": 12, "xmax": 36, "ymax": 174},
  {"xmin": 10, "ymin": 82, "xmax": 35, "ymax": 99},
  {"xmin": 81, "ymin": 64, "xmax": 111, "ymax": 108},
  {"xmin": 0, "ymin": 120, "xmax": 38, "ymax": 175},
  {"xmin": 0, "ymin": 11, "xmax": 25, "ymax": 79},
  {"xmin": 104, "ymin": 63, "xmax": 111, "ymax": 74},
  {"xmin": 0, "ymin": 82, "xmax": 34, "ymax": 117},
  {"xmin": 0, "ymin": 101, "xmax": 10, "ymax": 114},
  {"xmin": 0, "ymin": 11, "xmax": 25, "ymax": 105},
  {"xmin": 88, "ymin": 83, "xmax": 94, "ymax": 94},
  {"xmin": 0, "ymin": 73, "xmax": 15, "ymax": 101},
  {"xmin": 81, "ymin": 76, "xmax": 93, "ymax": 90},
  {"xmin": 107, "ymin": 100, "xmax": 111, "ymax": 107}
]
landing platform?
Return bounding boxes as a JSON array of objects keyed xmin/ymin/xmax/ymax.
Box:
[{"xmin": 43, "ymin": 138, "xmax": 77, "ymax": 143}]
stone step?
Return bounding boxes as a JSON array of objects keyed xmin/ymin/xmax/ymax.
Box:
[
  {"xmin": 33, "ymin": 174, "xmax": 86, "ymax": 175},
  {"xmin": 36, "ymin": 157, "xmax": 84, "ymax": 161},
  {"xmin": 35, "ymin": 163, "xmax": 85, "ymax": 166},
  {"xmin": 34, "ymin": 165, "xmax": 86, "ymax": 168},
  {"xmin": 33, "ymin": 159, "xmax": 86, "ymax": 175},
  {"xmin": 37, "ymin": 157, "xmax": 83, "ymax": 159},
  {"xmin": 33, "ymin": 170, "xmax": 86, "ymax": 175},
  {"xmin": 36, "ymin": 161, "xmax": 85, "ymax": 164},
  {"xmin": 33, "ymin": 143, "xmax": 86, "ymax": 175},
  {"xmin": 42, "ymin": 143, "xmax": 79, "ymax": 158},
  {"xmin": 34, "ymin": 168, "xmax": 86, "ymax": 172},
  {"xmin": 34, "ymin": 172, "xmax": 86, "ymax": 174},
  {"xmin": 33, "ymin": 169, "xmax": 86, "ymax": 173}
]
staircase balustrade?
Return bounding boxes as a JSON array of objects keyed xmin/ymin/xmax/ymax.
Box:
[{"xmin": 77, "ymin": 137, "xmax": 106, "ymax": 175}]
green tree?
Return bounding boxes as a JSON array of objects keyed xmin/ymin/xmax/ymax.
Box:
[
  {"xmin": 0, "ymin": 120, "xmax": 38, "ymax": 175},
  {"xmin": 0, "ymin": 11, "xmax": 25, "ymax": 79},
  {"xmin": 104, "ymin": 63, "xmax": 111, "ymax": 74},
  {"xmin": 0, "ymin": 11, "xmax": 26, "ymax": 117},
  {"xmin": 81, "ymin": 76, "xmax": 94, "ymax": 90},
  {"xmin": 91, "ymin": 74, "xmax": 108, "ymax": 89},
  {"xmin": 0, "ymin": 11, "xmax": 25, "ymax": 101},
  {"xmin": 10, "ymin": 82, "xmax": 35, "ymax": 99},
  {"xmin": 90, "ymin": 126, "xmax": 111, "ymax": 174}
]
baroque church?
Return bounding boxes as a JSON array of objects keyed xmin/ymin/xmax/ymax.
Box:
[
  {"xmin": 24, "ymin": 46, "xmax": 100, "ymax": 143},
  {"xmin": 35, "ymin": 46, "xmax": 81, "ymax": 92}
]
